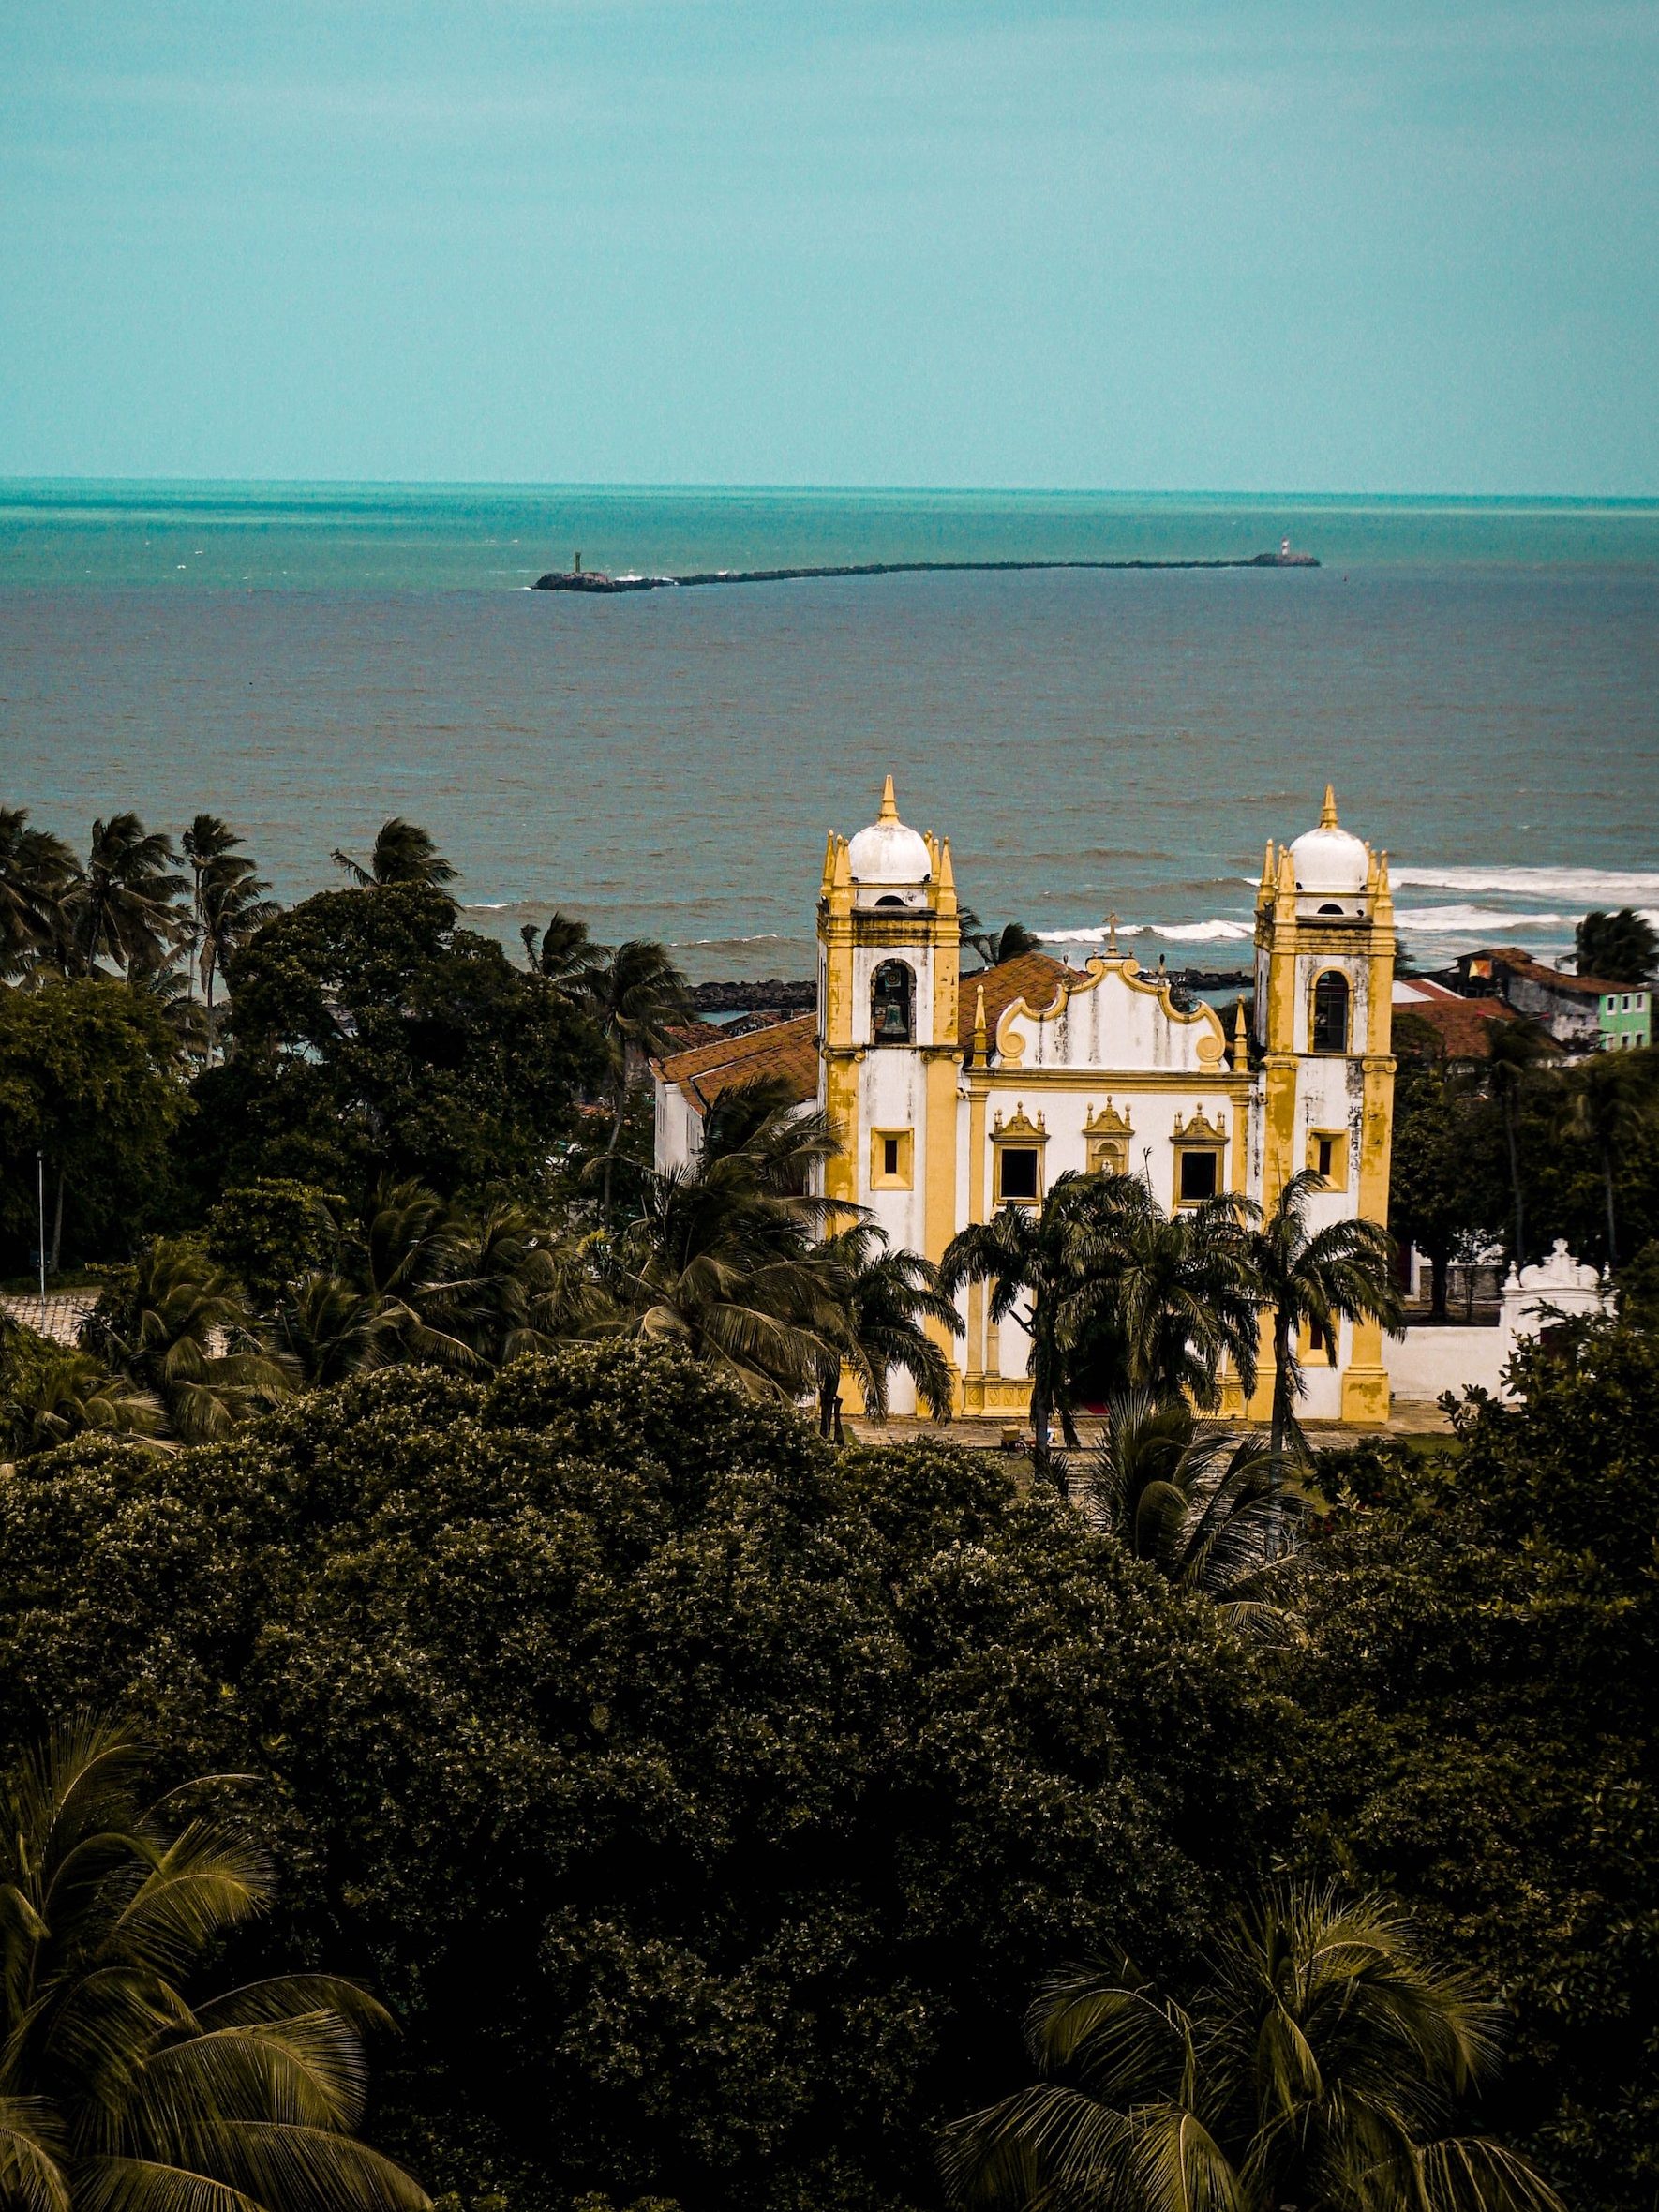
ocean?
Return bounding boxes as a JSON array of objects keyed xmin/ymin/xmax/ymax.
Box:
[{"xmin": 2, "ymin": 483, "xmax": 1656, "ymax": 982}]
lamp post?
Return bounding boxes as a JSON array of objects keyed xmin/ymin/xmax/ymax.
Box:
[{"xmin": 37, "ymin": 1150, "xmax": 47, "ymax": 1324}]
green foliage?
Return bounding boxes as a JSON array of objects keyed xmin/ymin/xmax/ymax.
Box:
[
  {"xmin": 82, "ymin": 1234, "xmax": 292, "ymax": 1442},
  {"xmin": 1291, "ymin": 1323, "xmax": 1659, "ymax": 2212},
  {"xmin": 0, "ymin": 977, "xmax": 188, "ymax": 1270},
  {"xmin": 1576, "ymin": 907, "xmax": 1658, "ymax": 987},
  {"xmin": 0, "ymin": 1720, "xmax": 428, "ymax": 2212},
  {"xmin": 946, "ymin": 1882, "xmax": 1559, "ymax": 2212},
  {"xmin": 0, "ymin": 1344, "xmax": 1288, "ymax": 2212},
  {"xmin": 206, "ymin": 1178, "xmax": 346, "ymax": 1308},
  {"xmin": 1389, "ymin": 1057, "xmax": 1494, "ymax": 1318},
  {"xmin": 187, "ymin": 885, "xmax": 603, "ymax": 1207}
]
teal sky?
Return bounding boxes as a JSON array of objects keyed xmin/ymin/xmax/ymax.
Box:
[{"xmin": 2, "ymin": 1, "xmax": 1655, "ymax": 493}]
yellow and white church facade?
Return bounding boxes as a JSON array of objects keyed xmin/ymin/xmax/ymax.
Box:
[{"xmin": 654, "ymin": 778, "xmax": 1397, "ymax": 1425}]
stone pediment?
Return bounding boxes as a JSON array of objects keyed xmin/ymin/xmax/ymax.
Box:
[
  {"xmin": 994, "ymin": 956, "xmax": 1229, "ymax": 1072},
  {"xmin": 1083, "ymin": 1099, "xmax": 1134, "ymax": 1138}
]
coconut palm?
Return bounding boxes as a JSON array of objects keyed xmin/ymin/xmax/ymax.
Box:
[
  {"xmin": 183, "ymin": 816, "xmax": 278, "ymax": 1045},
  {"xmin": 1576, "ymin": 906, "xmax": 1657, "ymax": 987},
  {"xmin": 522, "ymin": 909, "xmax": 606, "ymax": 994},
  {"xmin": 1561, "ymin": 1050, "xmax": 1655, "ymax": 1270},
  {"xmin": 0, "ymin": 1720, "xmax": 429, "ymax": 2212},
  {"xmin": 71, "ymin": 815, "xmax": 188, "ymax": 979},
  {"xmin": 80, "ymin": 1239, "xmax": 291, "ymax": 1442},
  {"xmin": 944, "ymin": 1882, "xmax": 1560, "ymax": 2212},
  {"xmin": 0, "ymin": 808, "xmax": 79, "ymax": 979},
  {"xmin": 814, "ymin": 1222, "xmax": 959, "ymax": 1440},
  {"xmin": 958, "ymin": 909, "xmax": 1043, "ymax": 969},
  {"xmin": 1073, "ymin": 1188, "xmax": 1262, "ymax": 1412},
  {"xmin": 1244, "ymin": 1169, "xmax": 1401, "ymax": 1458},
  {"xmin": 575, "ymin": 938, "xmax": 693, "ymax": 1218},
  {"xmin": 1, "ymin": 1347, "xmax": 163, "ymax": 1459},
  {"xmin": 1483, "ymin": 1020, "xmax": 1556, "ymax": 1265},
  {"xmin": 939, "ymin": 1172, "xmax": 1143, "ymax": 1483},
  {"xmin": 331, "ymin": 818, "xmax": 457, "ymax": 891},
  {"xmin": 272, "ymin": 1272, "xmax": 381, "ymax": 1389},
  {"xmin": 1084, "ymin": 1395, "xmax": 1319, "ymax": 1632}
]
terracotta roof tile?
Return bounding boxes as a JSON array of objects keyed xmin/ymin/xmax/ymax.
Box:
[
  {"xmin": 959, "ymin": 951, "xmax": 1072, "ymax": 1054},
  {"xmin": 654, "ymin": 1013, "xmax": 819, "ymax": 1116}
]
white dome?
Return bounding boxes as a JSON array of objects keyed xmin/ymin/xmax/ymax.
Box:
[
  {"xmin": 1289, "ymin": 786, "xmax": 1368, "ymax": 895},
  {"xmin": 847, "ymin": 776, "xmax": 932, "ymax": 885}
]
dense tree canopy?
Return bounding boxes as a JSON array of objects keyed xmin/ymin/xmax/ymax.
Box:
[
  {"xmin": 0, "ymin": 976, "xmax": 187, "ymax": 1268},
  {"xmin": 186, "ymin": 885, "xmax": 603, "ymax": 1205},
  {"xmin": 0, "ymin": 1343, "xmax": 1287, "ymax": 2212},
  {"xmin": 1292, "ymin": 1324, "xmax": 1659, "ymax": 2212}
]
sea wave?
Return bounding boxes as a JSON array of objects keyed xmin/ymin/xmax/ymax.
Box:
[
  {"xmin": 1393, "ymin": 866, "xmax": 1659, "ymax": 904},
  {"xmin": 1039, "ymin": 919, "xmax": 1253, "ymax": 945}
]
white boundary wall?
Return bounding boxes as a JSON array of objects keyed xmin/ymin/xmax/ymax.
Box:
[{"xmin": 1386, "ymin": 1242, "xmax": 1612, "ymax": 1405}]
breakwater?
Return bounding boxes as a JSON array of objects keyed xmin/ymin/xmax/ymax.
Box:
[{"xmin": 534, "ymin": 548, "xmax": 1319, "ymax": 592}]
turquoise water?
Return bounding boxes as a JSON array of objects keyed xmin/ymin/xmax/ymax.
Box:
[{"xmin": 2, "ymin": 483, "xmax": 1656, "ymax": 979}]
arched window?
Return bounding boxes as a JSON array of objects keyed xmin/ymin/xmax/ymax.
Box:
[
  {"xmin": 871, "ymin": 960, "xmax": 914, "ymax": 1044},
  {"xmin": 1312, "ymin": 969, "xmax": 1351, "ymax": 1054}
]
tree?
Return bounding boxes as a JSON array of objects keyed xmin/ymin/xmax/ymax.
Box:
[
  {"xmin": 0, "ymin": 1346, "xmax": 1286, "ymax": 2212},
  {"xmin": 574, "ymin": 940, "xmax": 692, "ymax": 1219},
  {"xmin": 814, "ymin": 1222, "xmax": 958, "ymax": 1439},
  {"xmin": 333, "ymin": 818, "xmax": 459, "ymax": 891},
  {"xmin": 0, "ymin": 979, "xmax": 187, "ymax": 1273},
  {"xmin": 1293, "ymin": 1324, "xmax": 1659, "ymax": 2212},
  {"xmin": 945, "ymin": 1882, "xmax": 1559, "ymax": 2212},
  {"xmin": 81, "ymin": 1237, "xmax": 291, "ymax": 1442},
  {"xmin": 958, "ymin": 910, "xmax": 1043, "ymax": 969},
  {"xmin": 1483, "ymin": 1022, "xmax": 1556, "ymax": 1265},
  {"xmin": 1084, "ymin": 1395, "xmax": 1317, "ymax": 1627},
  {"xmin": 72, "ymin": 814, "xmax": 188, "ymax": 979},
  {"xmin": 939, "ymin": 1173, "xmax": 1137, "ymax": 1481},
  {"xmin": 0, "ymin": 1720, "xmax": 428, "ymax": 2212},
  {"xmin": 1077, "ymin": 1188, "xmax": 1262, "ymax": 1411},
  {"xmin": 1245, "ymin": 1169, "xmax": 1401, "ymax": 1457},
  {"xmin": 206, "ymin": 1179, "xmax": 346, "ymax": 1309},
  {"xmin": 0, "ymin": 1323, "xmax": 161, "ymax": 1458},
  {"xmin": 1576, "ymin": 907, "xmax": 1657, "ymax": 987},
  {"xmin": 521, "ymin": 910, "xmax": 605, "ymax": 994},
  {"xmin": 1559, "ymin": 1050, "xmax": 1655, "ymax": 1269},
  {"xmin": 183, "ymin": 815, "xmax": 279, "ymax": 1048},
  {"xmin": 192, "ymin": 885, "xmax": 602, "ymax": 1206},
  {"xmin": 0, "ymin": 808, "xmax": 78, "ymax": 980},
  {"xmin": 1389, "ymin": 1057, "xmax": 1492, "ymax": 1320}
]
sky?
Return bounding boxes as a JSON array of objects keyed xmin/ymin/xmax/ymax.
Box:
[{"xmin": 1, "ymin": 0, "xmax": 1656, "ymax": 493}]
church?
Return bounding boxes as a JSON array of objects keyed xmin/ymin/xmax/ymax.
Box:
[{"xmin": 654, "ymin": 778, "xmax": 1397, "ymax": 1426}]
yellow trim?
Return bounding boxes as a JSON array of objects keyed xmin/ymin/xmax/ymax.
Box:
[
  {"xmin": 1308, "ymin": 965, "xmax": 1353, "ymax": 1055},
  {"xmin": 1306, "ymin": 1128, "xmax": 1349, "ymax": 1189},
  {"xmin": 1299, "ymin": 1317, "xmax": 1337, "ymax": 1368},
  {"xmin": 993, "ymin": 953, "xmax": 1230, "ymax": 1067},
  {"xmin": 993, "ymin": 1103, "xmax": 1047, "ymax": 1205},
  {"xmin": 870, "ymin": 1128, "xmax": 914, "ymax": 1190}
]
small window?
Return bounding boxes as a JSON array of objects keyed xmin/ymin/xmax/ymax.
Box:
[
  {"xmin": 1307, "ymin": 1128, "xmax": 1348, "ymax": 1189},
  {"xmin": 871, "ymin": 960, "xmax": 914, "ymax": 1044},
  {"xmin": 1178, "ymin": 1150, "xmax": 1218, "ymax": 1203},
  {"xmin": 1309, "ymin": 1319, "xmax": 1331, "ymax": 1359},
  {"xmin": 1623, "ymin": 994, "xmax": 1632, "ymax": 1011},
  {"xmin": 998, "ymin": 1146, "xmax": 1040, "ymax": 1202},
  {"xmin": 1312, "ymin": 970, "xmax": 1350, "ymax": 1054},
  {"xmin": 869, "ymin": 1128, "xmax": 913, "ymax": 1189},
  {"xmin": 1316, "ymin": 1135, "xmax": 1335, "ymax": 1179},
  {"xmin": 1317, "ymin": 902, "xmax": 1344, "ymax": 915}
]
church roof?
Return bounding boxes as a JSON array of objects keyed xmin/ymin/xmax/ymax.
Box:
[
  {"xmin": 961, "ymin": 950, "xmax": 1071, "ymax": 1054},
  {"xmin": 653, "ymin": 1012, "xmax": 819, "ymax": 1117}
]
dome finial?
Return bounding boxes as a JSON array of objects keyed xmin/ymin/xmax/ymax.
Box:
[
  {"xmin": 1321, "ymin": 783, "xmax": 1339, "ymax": 829},
  {"xmin": 878, "ymin": 774, "xmax": 899, "ymax": 824}
]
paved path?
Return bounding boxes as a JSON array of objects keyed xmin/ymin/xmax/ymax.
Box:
[{"xmin": 1, "ymin": 1293, "xmax": 97, "ymax": 1347}]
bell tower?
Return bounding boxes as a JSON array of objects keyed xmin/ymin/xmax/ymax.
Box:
[
  {"xmin": 1254, "ymin": 785, "xmax": 1397, "ymax": 1422},
  {"xmin": 818, "ymin": 778, "xmax": 961, "ymax": 1400}
]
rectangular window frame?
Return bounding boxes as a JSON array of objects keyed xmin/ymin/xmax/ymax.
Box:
[
  {"xmin": 869, "ymin": 1128, "xmax": 915, "ymax": 1191},
  {"xmin": 1173, "ymin": 1143, "xmax": 1224, "ymax": 1209},
  {"xmin": 1306, "ymin": 1128, "xmax": 1350, "ymax": 1189},
  {"xmin": 994, "ymin": 1143, "xmax": 1043, "ymax": 1206}
]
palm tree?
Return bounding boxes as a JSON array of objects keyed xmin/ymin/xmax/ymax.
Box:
[
  {"xmin": 1, "ymin": 1347, "xmax": 163, "ymax": 1459},
  {"xmin": 1245, "ymin": 1169, "xmax": 1401, "ymax": 1458},
  {"xmin": 576, "ymin": 938, "xmax": 693, "ymax": 1218},
  {"xmin": 1079, "ymin": 1188, "xmax": 1262, "ymax": 1411},
  {"xmin": 1562, "ymin": 1051, "xmax": 1654, "ymax": 1270},
  {"xmin": 183, "ymin": 816, "xmax": 278, "ymax": 1045},
  {"xmin": 332, "ymin": 818, "xmax": 458, "ymax": 890},
  {"xmin": 958, "ymin": 908, "xmax": 1043, "ymax": 969},
  {"xmin": 522, "ymin": 909, "xmax": 606, "ymax": 993},
  {"xmin": 0, "ymin": 808, "xmax": 79, "ymax": 979},
  {"xmin": 814, "ymin": 1223, "xmax": 959, "ymax": 1440},
  {"xmin": 1483, "ymin": 1020, "xmax": 1555, "ymax": 1265},
  {"xmin": 70, "ymin": 815, "xmax": 188, "ymax": 980},
  {"xmin": 0, "ymin": 1721, "xmax": 429, "ymax": 2212},
  {"xmin": 1084, "ymin": 1395, "xmax": 1319, "ymax": 1632},
  {"xmin": 80, "ymin": 1239, "xmax": 292, "ymax": 1442},
  {"xmin": 273, "ymin": 1271, "xmax": 382, "ymax": 1388},
  {"xmin": 939, "ymin": 1172, "xmax": 1140, "ymax": 1483},
  {"xmin": 1576, "ymin": 907, "xmax": 1657, "ymax": 987},
  {"xmin": 944, "ymin": 1882, "xmax": 1559, "ymax": 2212}
]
